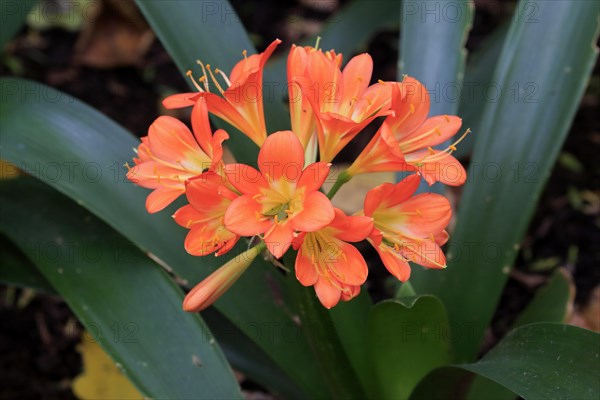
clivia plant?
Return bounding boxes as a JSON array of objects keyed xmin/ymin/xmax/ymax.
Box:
[{"xmin": 1, "ymin": 1, "xmax": 598, "ymax": 399}]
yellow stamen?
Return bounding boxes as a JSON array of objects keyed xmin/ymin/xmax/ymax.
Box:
[
  {"xmin": 214, "ymin": 68, "xmax": 232, "ymax": 87},
  {"xmin": 196, "ymin": 60, "xmax": 210, "ymax": 91},
  {"xmin": 206, "ymin": 64, "xmax": 226, "ymax": 95},
  {"xmin": 315, "ymin": 35, "xmax": 322, "ymax": 51},
  {"xmin": 416, "ymin": 128, "xmax": 471, "ymax": 163},
  {"xmin": 186, "ymin": 70, "xmax": 204, "ymax": 92}
]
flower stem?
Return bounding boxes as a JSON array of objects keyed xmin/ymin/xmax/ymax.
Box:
[
  {"xmin": 283, "ymin": 250, "xmax": 367, "ymax": 399},
  {"xmin": 326, "ymin": 170, "xmax": 352, "ymax": 200}
]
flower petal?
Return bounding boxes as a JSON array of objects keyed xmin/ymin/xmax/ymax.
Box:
[
  {"xmin": 291, "ymin": 191, "xmax": 335, "ymax": 232},
  {"xmin": 401, "ymin": 239, "xmax": 446, "ymax": 270},
  {"xmin": 295, "ymin": 248, "xmax": 319, "ymax": 286},
  {"xmin": 191, "ymin": 99, "xmax": 214, "ymax": 155},
  {"xmin": 363, "ymin": 183, "xmax": 396, "ymax": 217},
  {"xmin": 329, "ymin": 241, "xmax": 368, "ymax": 285},
  {"xmin": 263, "ymin": 222, "xmax": 294, "ymax": 259},
  {"xmin": 398, "ymin": 115, "xmax": 462, "ymax": 154},
  {"xmin": 314, "ymin": 277, "xmax": 342, "ymax": 309},
  {"xmin": 407, "ymin": 151, "xmax": 467, "ymax": 186},
  {"xmin": 258, "ymin": 131, "xmax": 304, "ymax": 182},
  {"xmin": 386, "ymin": 77, "xmax": 429, "ymax": 136},
  {"xmin": 297, "ymin": 162, "xmax": 331, "ymax": 192},
  {"xmin": 148, "ymin": 116, "xmax": 209, "ymax": 170},
  {"xmin": 145, "ymin": 186, "xmax": 183, "ymax": 213},
  {"xmin": 224, "ymin": 195, "xmax": 272, "ymax": 236},
  {"xmin": 162, "ymin": 92, "xmax": 200, "ymax": 109},
  {"xmin": 333, "ymin": 212, "xmax": 373, "ymax": 242},
  {"xmin": 224, "ymin": 163, "xmax": 268, "ymax": 194},
  {"xmin": 173, "ymin": 204, "xmax": 204, "ymax": 228},
  {"xmin": 375, "ymin": 245, "xmax": 412, "ymax": 281}
]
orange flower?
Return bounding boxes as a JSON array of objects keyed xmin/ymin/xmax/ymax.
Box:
[
  {"xmin": 362, "ymin": 174, "xmax": 452, "ymax": 281},
  {"xmin": 173, "ymin": 172, "xmax": 239, "ymax": 256},
  {"xmin": 223, "ymin": 130, "xmax": 334, "ymax": 258},
  {"xmin": 126, "ymin": 101, "xmax": 228, "ymax": 213},
  {"xmin": 291, "ymin": 48, "xmax": 393, "ymax": 163},
  {"xmin": 386, "ymin": 77, "xmax": 468, "ymax": 186},
  {"xmin": 345, "ymin": 121, "xmax": 404, "ymax": 177},
  {"xmin": 162, "ymin": 39, "xmax": 281, "ymax": 147},
  {"xmin": 287, "ymin": 44, "xmax": 339, "ymax": 153},
  {"xmin": 293, "ymin": 208, "xmax": 373, "ymax": 308},
  {"xmin": 183, "ymin": 244, "xmax": 264, "ymax": 312}
]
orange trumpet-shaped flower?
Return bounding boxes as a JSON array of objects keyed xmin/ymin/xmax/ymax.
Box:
[
  {"xmin": 386, "ymin": 77, "xmax": 468, "ymax": 186},
  {"xmin": 126, "ymin": 101, "xmax": 228, "ymax": 213},
  {"xmin": 362, "ymin": 174, "xmax": 452, "ymax": 281},
  {"xmin": 345, "ymin": 121, "xmax": 404, "ymax": 177},
  {"xmin": 223, "ymin": 130, "xmax": 334, "ymax": 259},
  {"xmin": 162, "ymin": 39, "xmax": 281, "ymax": 147},
  {"xmin": 173, "ymin": 172, "xmax": 240, "ymax": 257},
  {"xmin": 293, "ymin": 208, "xmax": 373, "ymax": 309},
  {"xmin": 291, "ymin": 48, "xmax": 393, "ymax": 163},
  {"xmin": 183, "ymin": 244, "xmax": 264, "ymax": 312},
  {"xmin": 287, "ymin": 44, "xmax": 341, "ymax": 152}
]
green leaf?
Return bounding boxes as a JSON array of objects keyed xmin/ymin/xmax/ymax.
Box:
[
  {"xmin": 466, "ymin": 269, "xmax": 574, "ymax": 400},
  {"xmin": 399, "ymin": 0, "xmax": 473, "ymax": 115},
  {"xmin": 329, "ymin": 291, "xmax": 373, "ymax": 395},
  {"xmin": 283, "ymin": 250, "xmax": 367, "ymax": 399},
  {"xmin": 0, "ymin": 178, "xmax": 241, "ymax": 398},
  {"xmin": 0, "ymin": 234, "xmax": 54, "ymax": 292},
  {"xmin": 412, "ymin": 323, "xmax": 600, "ymax": 400},
  {"xmin": 201, "ymin": 307, "xmax": 307, "ymax": 399},
  {"xmin": 397, "ymin": 0, "xmax": 473, "ymax": 192},
  {"xmin": 368, "ymin": 296, "xmax": 453, "ymax": 399},
  {"xmin": 410, "ymin": 0, "xmax": 600, "ymax": 362},
  {"xmin": 135, "ymin": 0, "xmax": 288, "ymax": 163},
  {"xmin": 455, "ymin": 22, "xmax": 510, "ymax": 158},
  {"xmin": 0, "ymin": 0, "xmax": 37, "ymax": 50},
  {"xmin": 0, "ymin": 77, "xmax": 328, "ymax": 398}
]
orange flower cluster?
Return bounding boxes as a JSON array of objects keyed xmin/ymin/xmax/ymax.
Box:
[{"xmin": 127, "ymin": 39, "xmax": 468, "ymax": 311}]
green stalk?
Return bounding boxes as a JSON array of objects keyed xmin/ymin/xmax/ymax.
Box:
[
  {"xmin": 283, "ymin": 251, "xmax": 367, "ymax": 399},
  {"xmin": 326, "ymin": 170, "xmax": 352, "ymax": 200}
]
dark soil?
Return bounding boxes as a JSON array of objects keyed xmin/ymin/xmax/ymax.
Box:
[{"xmin": 1, "ymin": 0, "xmax": 598, "ymax": 398}]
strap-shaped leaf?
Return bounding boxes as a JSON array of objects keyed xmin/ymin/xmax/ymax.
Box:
[
  {"xmin": 0, "ymin": 178, "xmax": 241, "ymax": 398},
  {"xmin": 0, "ymin": 77, "xmax": 328, "ymax": 398},
  {"xmin": 0, "ymin": 235, "xmax": 54, "ymax": 292},
  {"xmin": 466, "ymin": 268, "xmax": 574, "ymax": 400},
  {"xmin": 368, "ymin": 296, "xmax": 453, "ymax": 399},
  {"xmin": 135, "ymin": 0, "xmax": 288, "ymax": 163},
  {"xmin": 397, "ymin": 0, "xmax": 472, "ymax": 192},
  {"xmin": 410, "ymin": 0, "xmax": 600, "ymax": 362},
  {"xmin": 411, "ymin": 323, "xmax": 600, "ymax": 400},
  {"xmin": 399, "ymin": 0, "xmax": 473, "ymax": 115}
]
